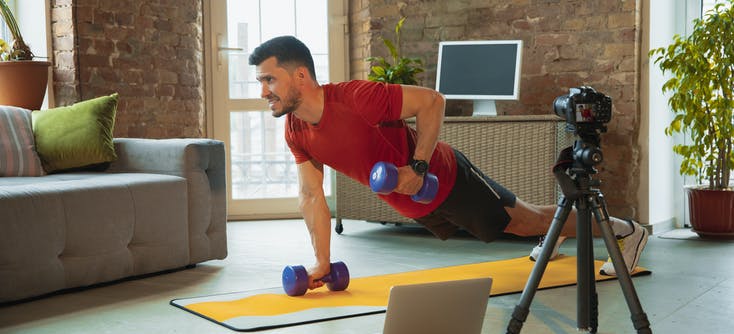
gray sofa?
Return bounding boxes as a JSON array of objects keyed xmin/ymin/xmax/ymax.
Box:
[{"xmin": 0, "ymin": 138, "xmax": 227, "ymax": 303}]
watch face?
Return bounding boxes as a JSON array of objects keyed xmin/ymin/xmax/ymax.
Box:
[{"xmin": 412, "ymin": 160, "xmax": 429, "ymax": 174}]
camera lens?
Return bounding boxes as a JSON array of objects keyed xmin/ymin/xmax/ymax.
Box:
[{"xmin": 553, "ymin": 95, "xmax": 572, "ymax": 120}]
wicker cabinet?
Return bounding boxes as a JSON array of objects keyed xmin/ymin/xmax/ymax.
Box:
[{"xmin": 334, "ymin": 115, "xmax": 573, "ymax": 232}]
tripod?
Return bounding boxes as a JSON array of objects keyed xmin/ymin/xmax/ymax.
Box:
[{"xmin": 506, "ymin": 137, "xmax": 652, "ymax": 333}]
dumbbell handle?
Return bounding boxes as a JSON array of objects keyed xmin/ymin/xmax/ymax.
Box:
[
  {"xmin": 370, "ymin": 161, "xmax": 438, "ymax": 203},
  {"xmin": 315, "ymin": 272, "xmax": 335, "ymax": 283}
]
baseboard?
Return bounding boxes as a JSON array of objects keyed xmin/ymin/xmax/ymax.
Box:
[{"xmin": 647, "ymin": 218, "xmax": 677, "ymax": 235}]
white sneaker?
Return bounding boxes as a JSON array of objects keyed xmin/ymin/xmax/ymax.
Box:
[
  {"xmin": 529, "ymin": 236, "xmax": 563, "ymax": 262},
  {"xmin": 599, "ymin": 219, "xmax": 649, "ymax": 276}
]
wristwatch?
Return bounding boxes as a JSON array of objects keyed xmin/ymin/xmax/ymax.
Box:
[{"xmin": 409, "ymin": 158, "xmax": 429, "ymax": 176}]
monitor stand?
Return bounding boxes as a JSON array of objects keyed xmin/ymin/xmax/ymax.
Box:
[{"xmin": 473, "ymin": 100, "xmax": 497, "ymax": 116}]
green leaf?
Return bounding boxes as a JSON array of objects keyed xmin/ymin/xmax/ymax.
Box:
[
  {"xmin": 371, "ymin": 66, "xmax": 386, "ymax": 77},
  {"xmin": 383, "ymin": 39, "xmax": 398, "ymax": 59},
  {"xmin": 396, "ymin": 17, "xmax": 406, "ymax": 35}
]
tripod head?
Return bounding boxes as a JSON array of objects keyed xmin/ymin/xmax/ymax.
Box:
[
  {"xmin": 554, "ymin": 140, "xmax": 604, "ymax": 200},
  {"xmin": 570, "ymin": 128, "xmax": 604, "ymax": 174},
  {"xmin": 553, "ymin": 117, "xmax": 609, "ymax": 200}
]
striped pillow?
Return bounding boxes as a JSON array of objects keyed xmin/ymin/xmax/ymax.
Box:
[{"xmin": 0, "ymin": 106, "xmax": 45, "ymax": 177}]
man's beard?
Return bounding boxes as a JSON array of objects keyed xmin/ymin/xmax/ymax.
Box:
[{"xmin": 270, "ymin": 86, "xmax": 302, "ymax": 118}]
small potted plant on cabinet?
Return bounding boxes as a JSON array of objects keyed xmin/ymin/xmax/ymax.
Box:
[
  {"xmin": 366, "ymin": 17, "xmax": 424, "ymax": 85},
  {"xmin": 0, "ymin": 0, "xmax": 51, "ymax": 110},
  {"xmin": 649, "ymin": 2, "xmax": 734, "ymax": 238}
]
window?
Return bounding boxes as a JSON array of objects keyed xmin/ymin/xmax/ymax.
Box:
[
  {"xmin": 225, "ymin": 0, "xmax": 332, "ymax": 201},
  {"xmin": 0, "ymin": 0, "xmax": 14, "ymax": 43},
  {"xmin": 702, "ymin": 0, "xmax": 727, "ymax": 12},
  {"xmin": 207, "ymin": 0, "xmax": 348, "ymax": 218}
]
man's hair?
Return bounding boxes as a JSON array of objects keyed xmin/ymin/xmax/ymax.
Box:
[{"xmin": 249, "ymin": 36, "xmax": 317, "ymax": 80}]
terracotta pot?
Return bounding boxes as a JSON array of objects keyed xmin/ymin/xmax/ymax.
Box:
[
  {"xmin": 0, "ymin": 60, "xmax": 52, "ymax": 110},
  {"xmin": 686, "ymin": 186, "xmax": 734, "ymax": 239}
]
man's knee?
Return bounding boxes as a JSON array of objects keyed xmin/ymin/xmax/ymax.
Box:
[{"xmin": 504, "ymin": 201, "xmax": 549, "ymax": 236}]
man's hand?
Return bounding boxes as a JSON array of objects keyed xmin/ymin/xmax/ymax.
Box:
[
  {"xmin": 307, "ymin": 262, "xmax": 332, "ymax": 290},
  {"xmin": 394, "ymin": 165, "xmax": 424, "ymax": 195}
]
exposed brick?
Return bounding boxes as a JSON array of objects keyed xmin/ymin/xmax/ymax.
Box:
[
  {"xmin": 50, "ymin": 0, "xmax": 204, "ymax": 139},
  {"xmin": 535, "ymin": 33, "xmax": 572, "ymax": 46},
  {"xmin": 52, "ymin": 20, "xmax": 75, "ymax": 35},
  {"xmin": 52, "ymin": 36, "xmax": 75, "ymax": 51},
  {"xmin": 608, "ymin": 13, "xmax": 636, "ymax": 29}
]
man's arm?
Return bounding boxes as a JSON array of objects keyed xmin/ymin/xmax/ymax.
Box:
[
  {"xmin": 297, "ymin": 159, "xmax": 332, "ymax": 290},
  {"xmin": 394, "ymin": 85, "xmax": 446, "ymax": 195}
]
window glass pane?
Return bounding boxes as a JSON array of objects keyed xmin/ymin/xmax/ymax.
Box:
[
  {"xmin": 230, "ymin": 111, "xmax": 294, "ymax": 199},
  {"xmin": 260, "ymin": 0, "xmax": 296, "ymax": 41},
  {"xmin": 1, "ymin": 11, "xmax": 10, "ymax": 43},
  {"xmin": 230, "ymin": 111, "xmax": 332, "ymax": 199},
  {"xmin": 296, "ymin": 0, "xmax": 328, "ymax": 54},
  {"xmin": 226, "ymin": 0, "xmax": 329, "ymax": 99},
  {"xmin": 226, "ymin": 0, "xmax": 259, "ymax": 99},
  {"xmin": 226, "ymin": 1, "xmax": 332, "ymax": 203}
]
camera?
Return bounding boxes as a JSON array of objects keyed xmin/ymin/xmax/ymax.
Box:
[
  {"xmin": 553, "ymin": 86, "xmax": 612, "ymax": 169},
  {"xmin": 553, "ymin": 86, "xmax": 612, "ymax": 133}
]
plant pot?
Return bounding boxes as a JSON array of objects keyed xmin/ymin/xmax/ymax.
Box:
[
  {"xmin": 0, "ymin": 60, "xmax": 52, "ymax": 110},
  {"xmin": 685, "ymin": 186, "xmax": 734, "ymax": 239}
]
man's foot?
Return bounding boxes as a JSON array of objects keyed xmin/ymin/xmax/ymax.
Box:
[
  {"xmin": 529, "ymin": 235, "xmax": 565, "ymax": 261},
  {"xmin": 599, "ymin": 219, "xmax": 649, "ymax": 276}
]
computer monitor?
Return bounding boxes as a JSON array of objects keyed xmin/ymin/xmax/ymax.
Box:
[{"xmin": 435, "ymin": 40, "xmax": 523, "ymax": 116}]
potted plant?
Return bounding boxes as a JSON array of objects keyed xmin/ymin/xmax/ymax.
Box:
[
  {"xmin": 366, "ymin": 17, "xmax": 424, "ymax": 85},
  {"xmin": 0, "ymin": 0, "xmax": 51, "ymax": 110},
  {"xmin": 649, "ymin": 2, "xmax": 734, "ymax": 238}
]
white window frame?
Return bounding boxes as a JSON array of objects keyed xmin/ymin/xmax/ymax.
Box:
[{"xmin": 203, "ymin": 0, "xmax": 349, "ymax": 220}]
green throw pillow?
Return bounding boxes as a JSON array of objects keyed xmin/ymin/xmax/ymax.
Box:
[{"xmin": 32, "ymin": 93, "xmax": 118, "ymax": 173}]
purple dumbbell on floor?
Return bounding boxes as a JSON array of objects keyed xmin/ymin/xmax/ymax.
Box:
[
  {"xmin": 369, "ymin": 161, "xmax": 439, "ymax": 204},
  {"xmin": 282, "ymin": 261, "xmax": 350, "ymax": 296}
]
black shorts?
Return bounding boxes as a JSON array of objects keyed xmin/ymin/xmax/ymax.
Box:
[{"xmin": 414, "ymin": 149, "xmax": 516, "ymax": 242}]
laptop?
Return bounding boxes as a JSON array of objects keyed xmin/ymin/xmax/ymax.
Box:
[{"xmin": 382, "ymin": 277, "xmax": 493, "ymax": 334}]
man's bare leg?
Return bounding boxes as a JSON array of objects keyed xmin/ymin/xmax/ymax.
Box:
[
  {"xmin": 503, "ymin": 198, "xmax": 578, "ymax": 237},
  {"xmin": 502, "ymin": 197, "xmax": 647, "ymax": 275},
  {"xmin": 503, "ymin": 197, "xmax": 634, "ymax": 237}
]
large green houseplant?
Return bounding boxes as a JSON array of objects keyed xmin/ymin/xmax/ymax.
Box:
[
  {"xmin": 366, "ymin": 17, "xmax": 424, "ymax": 85},
  {"xmin": 649, "ymin": 1, "xmax": 734, "ymax": 237},
  {"xmin": 0, "ymin": 0, "xmax": 51, "ymax": 110}
]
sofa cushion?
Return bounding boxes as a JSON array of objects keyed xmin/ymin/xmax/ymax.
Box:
[
  {"xmin": 0, "ymin": 105, "xmax": 45, "ymax": 177},
  {"xmin": 0, "ymin": 172, "xmax": 190, "ymax": 302},
  {"xmin": 32, "ymin": 93, "xmax": 118, "ymax": 173}
]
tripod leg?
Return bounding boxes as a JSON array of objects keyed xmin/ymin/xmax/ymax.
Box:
[
  {"xmin": 575, "ymin": 196, "xmax": 598, "ymax": 332},
  {"xmin": 506, "ymin": 196, "xmax": 574, "ymax": 334},
  {"xmin": 590, "ymin": 195, "xmax": 652, "ymax": 334}
]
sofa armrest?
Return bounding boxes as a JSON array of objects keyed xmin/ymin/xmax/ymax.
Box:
[{"xmin": 108, "ymin": 138, "xmax": 227, "ymax": 262}]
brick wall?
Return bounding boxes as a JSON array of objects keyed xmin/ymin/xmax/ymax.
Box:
[
  {"xmin": 49, "ymin": 0, "xmax": 205, "ymax": 138},
  {"xmin": 352, "ymin": 0, "xmax": 641, "ymax": 218}
]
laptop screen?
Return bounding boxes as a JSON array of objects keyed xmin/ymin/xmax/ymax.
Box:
[{"xmin": 382, "ymin": 277, "xmax": 493, "ymax": 334}]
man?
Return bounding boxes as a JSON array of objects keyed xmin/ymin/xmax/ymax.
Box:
[{"xmin": 248, "ymin": 36, "xmax": 648, "ymax": 292}]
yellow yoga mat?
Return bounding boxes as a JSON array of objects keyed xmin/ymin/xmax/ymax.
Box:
[{"xmin": 170, "ymin": 256, "xmax": 650, "ymax": 332}]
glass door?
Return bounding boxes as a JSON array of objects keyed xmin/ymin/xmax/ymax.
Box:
[{"xmin": 206, "ymin": 0, "xmax": 348, "ymax": 219}]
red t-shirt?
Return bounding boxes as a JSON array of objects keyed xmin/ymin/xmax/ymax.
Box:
[{"xmin": 285, "ymin": 80, "xmax": 457, "ymax": 219}]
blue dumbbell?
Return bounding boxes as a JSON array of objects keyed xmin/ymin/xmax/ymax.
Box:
[
  {"xmin": 282, "ymin": 261, "xmax": 350, "ymax": 296},
  {"xmin": 369, "ymin": 161, "xmax": 439, "ymax": 204}
]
